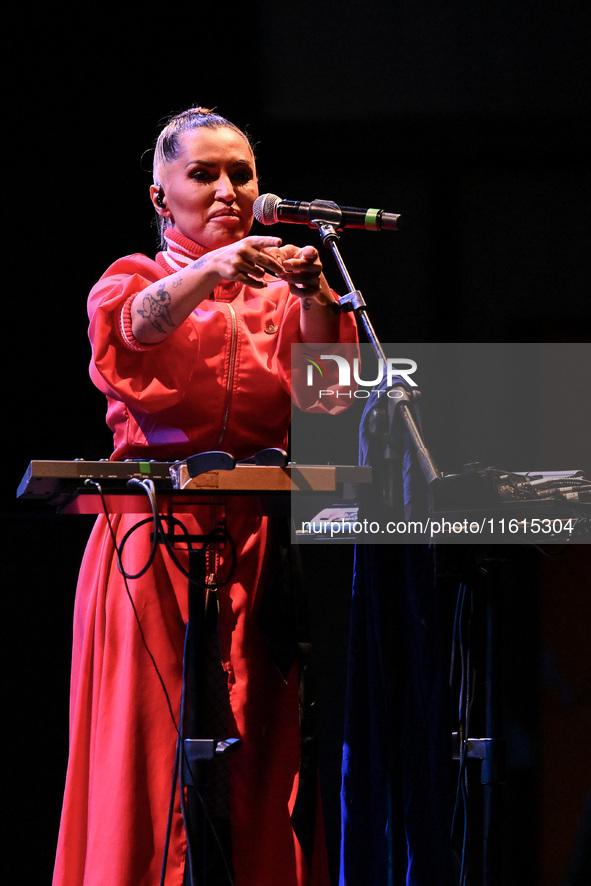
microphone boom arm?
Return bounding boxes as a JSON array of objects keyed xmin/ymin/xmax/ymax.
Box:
[
  {"xmin": 310, "ymin": 218, "xmax": 442, "ymax": 486},
  {"xmin": 311, "ymin": 219, "xmax": 386, "ymax": 363}
]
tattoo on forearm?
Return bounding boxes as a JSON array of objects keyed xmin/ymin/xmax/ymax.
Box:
[{"xmin": 137, "ymin": 284, "xmax": 175, "ymax": 333}]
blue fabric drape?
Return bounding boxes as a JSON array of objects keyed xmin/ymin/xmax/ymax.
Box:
[{"xmin": 340, "ymin": 381, "xmax": 455, "ymax": 886}]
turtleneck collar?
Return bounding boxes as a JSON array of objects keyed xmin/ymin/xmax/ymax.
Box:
[{"xmin": 156, "ymin": 226, "xmax": 243, "ymax": 301}]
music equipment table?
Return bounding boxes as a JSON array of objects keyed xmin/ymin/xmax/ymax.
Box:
[
  {"xmin": 16, "ymin": 459, "xmax": 371, "ymax": 515},
  {"xmin": 15, "ymin": 456, "xmax": 591, "ymax": 884}
]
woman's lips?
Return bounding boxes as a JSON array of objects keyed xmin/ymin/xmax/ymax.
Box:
[{"xmin": 209, "ymin": 208, "xmax": 241, "ymax": 221}]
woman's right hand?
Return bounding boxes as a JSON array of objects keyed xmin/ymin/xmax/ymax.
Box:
[
  {"xmin": 130, "ymin": 236, "xmax": 284, "ymax": 344},
  {"xmin": 197, "ymin": 236, "xmax": 285, "ymax": 289}
]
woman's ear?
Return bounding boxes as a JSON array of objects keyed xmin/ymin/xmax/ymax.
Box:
[{"xmin": 150, "ymin": 184, "xmax": 171, "ymax": 216}]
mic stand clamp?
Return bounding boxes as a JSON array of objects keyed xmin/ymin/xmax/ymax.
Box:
[{"xmin": 183, "ymin": 737, "xmax": 241, "ymax": 788}]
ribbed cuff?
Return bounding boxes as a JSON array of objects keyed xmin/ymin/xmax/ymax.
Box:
[{"xmin": 119, "ymin": 294, "xmax": 159, "ymax": 351}]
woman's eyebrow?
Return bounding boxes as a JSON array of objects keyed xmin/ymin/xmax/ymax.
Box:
[
  {"xmin": 184, "ymin": 158, "xmax": 216, "ymax": 168},
  {"xmin": 184, "ymin": 158, "xmax": 254, "ymax": 169}
]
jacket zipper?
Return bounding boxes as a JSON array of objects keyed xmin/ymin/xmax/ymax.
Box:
[{"xmin": 216, "ymin": 302, "xmax": 237, "ymax": 448}]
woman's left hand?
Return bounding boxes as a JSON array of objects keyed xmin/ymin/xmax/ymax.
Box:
[
  {"xmin": 262, "ymin": 244, "xmax": 327, "ymax": 297},
  {"xmin": 261, "ymin": 243, "xmax": 340, "ymax": 342}
]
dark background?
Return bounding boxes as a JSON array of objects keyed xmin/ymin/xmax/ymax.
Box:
[{"xmin": 3, "ymin": 3, "xmax": 590, "ymax": 884}]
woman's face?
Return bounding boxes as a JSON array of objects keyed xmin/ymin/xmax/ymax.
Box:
[{"xmin": 152, "ymin": 126, "xmax": 259, "ymax": 249}]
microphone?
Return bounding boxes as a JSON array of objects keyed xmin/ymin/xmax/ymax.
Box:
[{"xmin": 253, "ymin": 193, "xmax": 401, "ymax": 232}]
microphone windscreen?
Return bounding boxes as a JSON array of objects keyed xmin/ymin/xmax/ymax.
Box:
[{"xmin": 253, "ymin": 193, "xmax": 280, "ymax": 225}]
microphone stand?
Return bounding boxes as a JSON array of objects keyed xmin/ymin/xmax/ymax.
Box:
[{"xmin": 311, "ymin": 219, "xmax": 441, "ymax": 487}]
